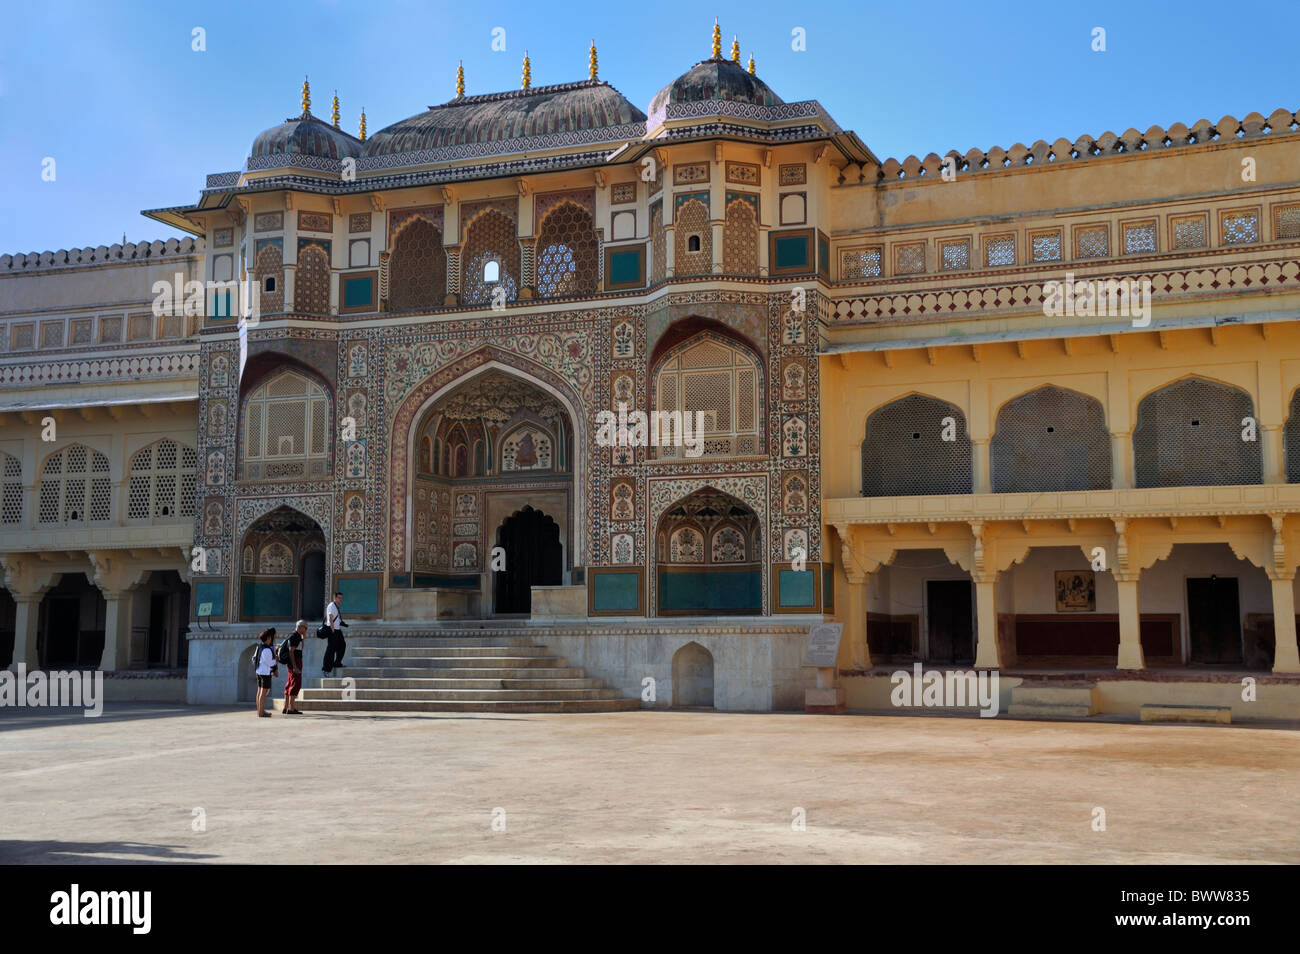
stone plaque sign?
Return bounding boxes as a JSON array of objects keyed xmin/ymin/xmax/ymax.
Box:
[
  {"xmin": 802, "ymin": 621, "xmax": 843, "ymax": 667},
  {"xmin": 197, "ymin": 602, "xmax": 213, "ymax": 617}
]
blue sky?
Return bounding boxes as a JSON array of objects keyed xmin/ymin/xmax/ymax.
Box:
[{"xmin": 1, "ymin": 0, "xmax": 1296, "ymax": 253}]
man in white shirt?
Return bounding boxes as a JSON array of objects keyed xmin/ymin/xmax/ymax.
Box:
[
  {"xmin": 323, "ymin": 592, "xmax": 346, "ymax": 674},
  {"xmin": 255, "ymin": 628, "xmax": 278, "ymax": 718}
]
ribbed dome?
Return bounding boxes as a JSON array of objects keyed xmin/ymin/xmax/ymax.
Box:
[
  {"xmin": 251, "ymin": 112, "xmax": 363, "ymax": 161},
  {"xmin": 649, "ymin": 58, "xmax": 783, "ymax": 115},
  {"xmin": 364, "ymin": 80, "xmax": 645, "ymax": 156}
]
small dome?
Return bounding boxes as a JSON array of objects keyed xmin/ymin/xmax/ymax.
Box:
[
  {"xmin": 649, "ymin": 57, "xmax": 783, "ymax": 115},
  {"xmin": 251, "ymin": 112, "xmax": 363, "ymax": 162},
  {"xmin": 364, "ymin": 80, "xmax": 645, "ymax": 156}
]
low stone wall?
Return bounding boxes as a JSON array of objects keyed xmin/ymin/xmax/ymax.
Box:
[
  {"xmin": 103, "ymin": 672, "xmax": 187, "ymax": 704},
  {"xmin": 187, "ymin": 626, "xmax": 328, "ymax": 706}
]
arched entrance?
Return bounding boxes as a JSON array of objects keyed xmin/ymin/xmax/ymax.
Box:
[
  {"xmin": 493, "ymin": 506, "xmax": 563, "ymax": 614},
  {"xmin": 238, "ymin": 506, "xmax": 327, "ymax": 621},
  {"xmin": 655, "ymin": 487, "xmax": 762, "ymax": 616}
]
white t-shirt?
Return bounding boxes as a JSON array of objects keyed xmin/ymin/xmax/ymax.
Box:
[
  {"xmin": 256, "ymin": 646, "xmax": 276, "ymax": 676},
  {"xmin": 325, "ymin": 601, "xmax": 342, "ymax": 630}
]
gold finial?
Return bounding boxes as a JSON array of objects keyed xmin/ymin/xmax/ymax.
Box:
[
  {"xmin": 301, "ymin": 75, "xmax": 311, "ymax": 114},
  {"xmin": 731, "ymin": 35, "xmax": 740, "ymax": 62},
  {"xmin": 589, "ymin": 39, "xmax": 598, "ymax": 80},
  {"xmin": 331, "ymin": 90, "xmax": 340, "ymax": 127},
  {"xmin": 747, "ymin": 52, "xmax": 755, "ymax": 75},
  {"xmin": 521, "ymin": 50, "xmax": 531, "ymax": 89},
  {"xmin": 712, "ymin": 18, "xmax": 721, "ymax": 58},
  {"xmin": 359, "ymin": 108, "xmax": 367, "ymax": 141},
  {"xmin": 456, "ymin": 60, "xmax": 465, "ymax": 98}
]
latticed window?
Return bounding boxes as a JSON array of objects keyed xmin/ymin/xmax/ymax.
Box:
[
  {"xmin": 649, "ymin": 205, "xmax": 666, "ymax": 283},
  {"xmin": 241, "ymin": 370, "xmax": 330, "ymax": 480},
  {"xmin": 389, "ymin": 218, "xmax": 446, "ymax": 312},
  {"xmin": 940, "ymin": 240, "xmax": 969, "ymax": 271},
  {"xmin": 1286, "ymin": 390, "xmax": 1300, "ymax": 483},
  {"xmin": 1275, "ymin": 204, "xmax": 1300, "ymax": 240},
  {"xmin": 654, "ymin": 335, "xmax": 761, "ymax": 458},
  {"xmin": 254, "ymin": 243, "xmax": 284, "ymax": 314},
  {"xmin": 535, "ymin": 202, "xmax": 597, "ymax": 298},
  {"xmin": 862, "ymin": 395, "xmax": 972, "ymax": 497},
  {"xmin": 985, "ymin": 235, "xmax": 1016, "ymax": 267},
  {"xmin": 674, "ymin": 199, "xmax": 712, "ymax": 276},
  {"xmin": 1134, "ymin": 378, "xmax": 1261, "ymax": 487},
  {"xmin": 462, "ymin": 210, "xmax": 520, "ymax": 305},
  {"xmin": 294, "ymin": 244, "xmax": 331, "ymax": 314},
  {"xmin": 1172, "ymin": 215, "xmax": 1206, "ymax": 249},
  {"xmin": 127, "ymin": 439, "xmax": 198, "ymax": 520},
  {"xmin": 990, "ymin": 387, "xmax": 1111, "ymax": 492},
  {"xmin": 37, "ymin": 444, "xmax": 111, "ymax": 524},
  {"xmin": 1, "ymin": 452, "xmax": 22, "ymax": 524},
  {"xmin": 1221, "ymin": 211, "xmax": 1259, "ymax": 245},
  {"xmin": 842, "ymin": 247, "xmax": 882, "ymax": 279},
  {"xmin": 1124, "ymin": 222, "xmax": 1157, "ymax": 254},
  {"xmin": 1076, "ymin": 226, "xmax": 1109, "ymax": 259},
  {"xmin": 723, "ymin": 198, "xmax": 758, "ymax": 275},
  {"xmin": 895, "ymin": 243, "xmax": 925, "ymax": 274},
  {"xmin": 1031, "ymin": 231, "xmax": 1062, "ymax": 262}
]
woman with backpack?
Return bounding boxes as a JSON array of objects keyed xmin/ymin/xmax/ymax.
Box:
[{"xmin": 254, "ymin": 628, "xmax": 278, "ymax": 718}]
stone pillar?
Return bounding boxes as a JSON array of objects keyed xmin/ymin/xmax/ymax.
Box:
[
  {"xmin": 1269, "ymin": 574, "xmax": 1300, "ymax": 672},
  {"xmin": 1, "ymin": 555, "xmax": 59, "ymax": 671},
  {"xmin": 88, "ymin": 552, "xmax": 148, "ymax": 673},
  {"xmin": 664, "ymin": 226, "xmax": 676, "ymax": 277},
  {"xmin": 971, "ymin": 438, "xmax": 991, "ymax": 494},
  {"xmin": 973, "ymin": 575, "xmax": 1002, "ymax": 668},
  {"xmin": 841, "ymin": 572, "xmax": 872, "ymax": 670},
  {"xmin": 710, "ymin": 220, "xmax": 724, "ymax": 274},
  {"xmin": 11, "ymin": 598, "xmax": 41, "ymax": 670},
  {"xmin": 1115, "ymin": 576, "xmax": 1144, "ymax": 670},
  {"xmin": 283, "ymin": 264, "xmax": 297, "ymax": 313},
  {"xmin": 1111, "ymin": 431, "xmax": 1133, "ymax": 490},
  {"xmin": 1262, "ymin": 424, "xmax": 1285, "ymax": 484}
]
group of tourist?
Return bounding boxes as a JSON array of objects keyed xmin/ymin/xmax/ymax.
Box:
[{"xmin": 252, "ymin": 591, "xmax": 348, "ymax": 717}]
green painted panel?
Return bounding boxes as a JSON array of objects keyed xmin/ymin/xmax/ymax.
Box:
[
  {"xmin": 241, "ymin": 580, "xmax": 294, "ymax": 619},
  {"xmin": 774, "ymin": 234, "xmax": 810, "ymax": 270},
  {"xmin": 823, "ymin": 564, "xmax": 835, "ymax": 611},
  {"xmin": 777, "ymin": 568, "xmax": 815, "ymax": 608},
  {"xmin": 194, "ymin": 581, "xmax": 226, "ymax": 617},
  {"xmin": 659, "ymin": 569, "xmax": 760, "ymax": 613},
  {"xmin": 591, "ymin": 570, "xmax": 640, "ymax": 612},
  {"xmin": 342, "ymin": 275, "xmax": 374, "ymax": 308},
  {"xmin": 338, "ymin": 577, "xmax": 380, "ymax": 615},
  {"xmin": 608, "ymin": 247, "xmax": 643, "ymax": 286}
]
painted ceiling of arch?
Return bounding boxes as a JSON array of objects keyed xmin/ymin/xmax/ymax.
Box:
[{"xmin": 428, "ymin": 371, "xmax": 566, "ymax": 429}]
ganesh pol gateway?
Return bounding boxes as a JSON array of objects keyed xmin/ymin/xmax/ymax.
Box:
[{"xmin": 1, "ymin": 27, "xmax": 1299, "ymax": 725}]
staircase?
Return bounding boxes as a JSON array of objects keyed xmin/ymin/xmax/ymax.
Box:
[
  {"xmin": 296, "ymin": 634, "xmax": 640, "ymax": 713},
  {"xmin": 1007, "ymin": 683, "xmax": 1099, "ymax": 719}
]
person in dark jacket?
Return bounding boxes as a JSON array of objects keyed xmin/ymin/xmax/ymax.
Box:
[{"xmin": 284, "ymin": 620, "xmax": 307, "ymax": 714}]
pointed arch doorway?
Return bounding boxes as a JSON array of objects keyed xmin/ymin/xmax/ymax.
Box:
[{"xmin": 493, "ymin": 506, "xmax": 563, "ymax": 615}]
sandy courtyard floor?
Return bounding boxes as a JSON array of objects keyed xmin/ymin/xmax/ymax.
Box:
[{"xmin": 0, "ymin": 705, "xmax": 1295, "ymax": 864}]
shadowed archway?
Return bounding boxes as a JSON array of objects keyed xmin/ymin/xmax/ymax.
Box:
[{"xmin": 493, "ymin": 506, "xmax": 562, "ymax": 614}]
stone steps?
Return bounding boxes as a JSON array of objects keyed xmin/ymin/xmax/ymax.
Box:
[
  {"xmin": 1007, "ymin": 684, "xmax": 1099, "ymax": 719},
  {"xmin": 298, "ymin": 641, "xmax": 637, "ymax": 714},
  {"xmin": 1140, "ymin": 704, "xmax": 1232, "ymax": 724}
]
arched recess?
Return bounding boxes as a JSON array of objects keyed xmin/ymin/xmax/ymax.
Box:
[
  {"xmin": 461, "ymin": 209, "xmax": 520, "ymax": 305},
  {"xmin": 655, "ymin": 486, "xmax": 762, "ymax": 616},
  {"xmin": 126, "ymin": 438, "xmax": 199, "ymax": 521},
  {"xmin": 238, "ymin": 365, "xmax": 333, "ymax": 481},
  {"xmin": 722, "ymin": 195, "xmax": 758, "ymax": 275},
  {"xmin": 674, "ymin": 198, "xmax": 712, "ymax": 276},
  {"xmin": 388, "ymin": 216, "xmax": 446, "ymax": 312},
  {"xmin": 672, "ymin": 641, "xmax": 715, "ymax": 707},
  {"xmin": 36, "ymin": 444, "xmax": 112, "ymax": 525},
  {"xmin": 253, "ymin": 241, "xmax": 284, "ymax": 314},
  {"xmin": 534, "ymin": 200, "xmax": 598, "ymax": 298},
  {"xmin": 238, "ymin": 505, "xmax": 327, "ymax": 621},
  {"xmin": 991, "ymin": 385, "xmax": 1111, "ymax": 492},
  {"xmin": 649, "ymin": 323, "xmax": 765, "ymax": 459},
  {"xmin": 389, "ymin": 351, "xmax": 587, "ymax": 576},
  {"xmin": 1133, "ymin": 376, "xmax": 1261, "ymax": 487},
  {"xmin": 492, "ymin": 505, "xmax": 563, "ymax": 614},
  {"xmin": 294, "ymin": 243, "xmax": 331, "ymax": 314},
  {"xmin": 862, "ymin": 393, "xmax": 972, "ymax": 496}
]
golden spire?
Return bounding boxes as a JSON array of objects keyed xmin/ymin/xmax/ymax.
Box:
[
  {"xmin": 521, "ymin": 50, "xmax": 531, "ymax": 89},
  {"xmin": 589, "ymin": 39, "xmax": 598, "ymax": 80},
  {"xmin": 456, "ymin": 60, "xmax": 465, "ymax": 98},
  {"xmin": 331, "ymin": 90, "xmax": 340, "ymax": 127},
  {"xmin": 731, "ymin": 35, "xmax": 740, "ymax": 62},
  {"xmin": 359, "ymin": 108, "xmax": 367, "ymax": 141},
  {"xmin": 711, "ymin": 19, "xmax": 722, "ymax": 58},
  {"xmin": 301, "ymin": 75, "xmax": 311, "ymax": 114},
  {"xmin": 747, "ymin": 53, "xmax": 755, "ymax": 75}
]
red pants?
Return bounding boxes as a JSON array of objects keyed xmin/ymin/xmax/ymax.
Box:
[{"xmin": 285, "ymin": 669, "xmax": 302, "ymax": 701}]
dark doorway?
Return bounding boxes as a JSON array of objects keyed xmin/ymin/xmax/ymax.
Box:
[
  {"xmin": 148, "ymin": 592, "xmax": 169, "ymax": 666},
  {"xmin": 493, "ymin": 506, "xmax": 563, "ymax": 614},
  {"xmin": 44, "ymin": 598, "xmax": 81, "ymax": 668},
  {"xmin": 927, "ymin": 579, "xmax": 974, "ymax": 664},
  {"xmin": 1187, "ymin": 577, "xmax": 1243, "ymax": 664},
  {"xmin": 300, "ymin": 550, "xmax": 326, "ymax": 621}
]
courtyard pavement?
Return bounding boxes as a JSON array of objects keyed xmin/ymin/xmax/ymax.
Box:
[{"xmin": 0, "ymin": 704, "xmax": 1295, "ymax": 864}]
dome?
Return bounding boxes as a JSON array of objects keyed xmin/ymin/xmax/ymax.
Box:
[
  {"xmin": 649, "ymin": 57, "xmax": 783, "ymax": 116},
  {"xmin": 364, "ymin": 80, "xmax": 646, "ymax": 156},
  {"xmin": 250, "ymin": 112, "xmax": 363, "ymax": 162}
]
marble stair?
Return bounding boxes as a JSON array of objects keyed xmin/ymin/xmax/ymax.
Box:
[{"xmin": 296, "ymin": 634, "xmax": 640, "ymax": 713}]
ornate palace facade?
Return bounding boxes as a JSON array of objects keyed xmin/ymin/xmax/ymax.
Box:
[{"xmin": 3, "ymin": 27, "xmax": 1299, "ymax": 715}]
